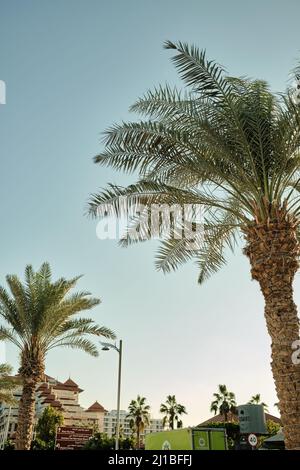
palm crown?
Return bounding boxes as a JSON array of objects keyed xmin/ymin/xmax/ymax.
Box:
[
  {"xmin": 210, "ymin": 384, "xmax": 237, "ymax": 419},
  {"xmin": 160, "ymin": 394, "xmax": 187, "ymax": 429},
  {"xmin": 0, "ymin": 262, "xmax": 115, "ymax": 379},
  {"xmin": 127, "ymin": 395, "xmax": 150, "ymax": 448},
  {"xmin": 89, "ymin": 41, "xmax": 300, "ymax": 282}
]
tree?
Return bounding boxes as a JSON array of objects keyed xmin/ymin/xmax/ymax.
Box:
[
  {"xmin": 210, "ymin": 385, "xmax": 237, "ymax": 422},
  {"xmin": 127, "ymin": 395, "xmax": 150, "ymax": 449},
  {"xmin": 88, "ymin": 42, "xmax": 300, "ymax": 449},
  {"xmin": 160, "ymin": 395, "xmax": 187, "ymax": 430},
  {"xmin": 248, "ymin": 394, "xmax": 268, "ymax": 410},
  {"xmin": 0, "ymin": 262, "xmax": 116, "ymax": 450},
  {"xmin": 84, "ymin": 432, "xmax": 134, "ymax": 450},
  {"xmin": 32, "ymin": 405, "xmax": 64, "ymax": 449},
  {"xmin": 0, "ymin": 363, "xmax": 19, "ymax": 405}
]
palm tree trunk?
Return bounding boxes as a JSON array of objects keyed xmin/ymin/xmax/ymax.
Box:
[
  {"xmin": 136, "ymin": 427, "xmax": 140, "ymax": 450},
  {"xmin": 244, "ymin": 219, "xmax": 300, "ymax": 450},
  {"xmin": 15, "ymin": 379, "xmax": 37, "ymax": 450}
]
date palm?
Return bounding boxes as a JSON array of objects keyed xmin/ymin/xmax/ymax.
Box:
[
  {"xmin": 0, "ymin": 262, "xmax": 115, "ymax": 450},
  {"xmin": 127, "ymin": 395, "xmax": 150, "ymax": 449},
  {"xmin": 160, "ymin": 395, "xmax": 187, "ymax": 430},
  {"xmin": 248, "ymin": 393, "xmax": 268, "ymax": 411},
  {"xmin": 210, "ymin": 384, "xmax": 237, "ymax": 423},
  {"xmin": 89, "ymin": 41, "xmax": 300, "ymax": 449},
  {"xmin": 0, "ymin": 363, "xmax": 18, "ymax": 405}
]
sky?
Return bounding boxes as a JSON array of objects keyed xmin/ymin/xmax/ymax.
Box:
[{"xmin": 1, "ymin": 0, "xmax": 300, "ymax": 426}]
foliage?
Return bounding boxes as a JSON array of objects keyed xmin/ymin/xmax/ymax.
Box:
[
  {"xmin": 127, "ymin": 395, "xmax": 150, "ymax": 449},
  {"xmin": 3, "ymin": 440, "xmax": 15, "ymax": 451},
  {"xmin": 210, "ymin": 384, "xmax": 237, "ymax": 421},
  {"xmin": 88, "ymin": 41, "xmax": 300, "ymax": 283},
  {"xmin": 31, "ymin": 406, "xmax": 63, "ymax": 450},
  {"xmin": 160, "ymin": 395, "xmax": 187, "ymax": 429},
  {"xmin": 248, "ymin": 393, "xmax": 268, "ymax": 410},
  {"xmin": 0, "ymin": 262, "xmax": 116, "ymax": 368},
  {"xmin": 83, "ymin": 432, "xmax": 134, "ymax": 450}
]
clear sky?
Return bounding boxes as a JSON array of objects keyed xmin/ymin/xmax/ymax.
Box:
[{"xmin": 1, "ymin": 0, "xmax": 300, "ymax": 425}]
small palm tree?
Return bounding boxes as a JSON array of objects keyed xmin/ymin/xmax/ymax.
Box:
[
  {"xmin": 127, "ymin": 395, "xmax": 150, "ymax": 449},
  {"xmin": 210, "ymin": 385, "xmax": 237, "ymax": 422},
  {"xmin": 0, "ymin": 363, "xmax": 19, "ymax": 405},
  {"xmin": 88, "ymin": 41, "xmax": 300, "ymax": 448},
  {"xmin": 248, "ymin": 394, "xmax": 268, "ymax": 411},
  {"xmin": 160, "ymin": 395, "xmax": 187, "ymax": 429},
  {"xmin": 0, "ymin": 262, "xmax": 115, "ymax": 450}
]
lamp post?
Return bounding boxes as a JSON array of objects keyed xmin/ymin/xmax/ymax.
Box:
[{"xmin": 101, "ymin": 339, "xmax": 123, "ymax": 450}]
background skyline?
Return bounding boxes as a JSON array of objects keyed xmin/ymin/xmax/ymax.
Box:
[{"xmin": 1, "ymin": 0, "xmax": 300, "ymax": 424}]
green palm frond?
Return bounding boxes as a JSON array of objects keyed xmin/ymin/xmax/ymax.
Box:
[
  {"xmin": 0, "ymin": 263, "xmax": 116, "ymax": 363},
  {"xmin": 88, "ymin": 41, "xmax": 300, "ymax": 282}
]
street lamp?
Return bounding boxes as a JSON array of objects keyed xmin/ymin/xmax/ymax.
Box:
[{"xmin": 101, "ymin": 339, "xmax": 123, "ymax": 451}]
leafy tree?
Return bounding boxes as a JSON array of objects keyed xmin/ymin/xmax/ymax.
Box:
[
  {"xmin": 210, "ymin": 385, "xmax": 237, "ymax": 422},
  {"xmin": 248, "ymin": 393, "xmax": 268, "ymax": 410},
  {"xmin": 127, "ymin": 395, "xmax": 150, "ymax": 449},
  {"xmin": 83, "ymin": 432, "xmax": 134, "ymax": 450},
  {"xmin": 0, "ymin": 363, "xmax": 19, "ymax": 405},
  {"xmin": 160, "ymin": 395, "xmax": 187, "ymax": 429},
  {"xmin": 84, "ymin": 432, "xmax": 114, "ymax": 450},
  {"xmin": 0, "ymin": 262, "xmax": 116, "ymax": 450},
  {"xmin": 32, "ymin": 405, "xmax": 63, "ymax": 450},
  {"xmin": 88, "ymin": 41, "xmax": 300, "ymax": 448}
]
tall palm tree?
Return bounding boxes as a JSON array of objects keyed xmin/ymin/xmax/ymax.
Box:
[
  {"xmin": 0, "ymin": 262, "xmax": 115, "ymax": 450},
  {"xmin": 210, "ymin": 384, "xmax": 237, "ymax": 422},
  {"xmin": 127, "ymin": 395, "xmax": 150, "ymax": 449},
  {"xmin": 0, "ymin": 363, "xmax": 18, "ymax": 405},
  {"xmin": 248, "ymin": 394, "xmax": 268, "ymax": 411},
  {"xmin": 88, "ymin": 42, "xmax": 300, "ymax": 449},
  {"xmin": 160, "ymin": 395, "xmax": 187, "ymax": 430}
]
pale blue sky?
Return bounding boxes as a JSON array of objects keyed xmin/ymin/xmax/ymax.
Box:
[{"xmin": 1, "ymin": 0, "xmax": 300, "ymax": 425}]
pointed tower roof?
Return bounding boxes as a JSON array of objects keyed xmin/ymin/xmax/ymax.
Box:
[
  {"xmin": 86, "ymin": 401, "xmax": 106, "ymax": 413},
  {"xmin": 64, "ymin": 378, "xmax": 78, "ymax": 387}
]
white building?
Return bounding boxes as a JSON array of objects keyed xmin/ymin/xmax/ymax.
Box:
[{"xmin": 103, "ymin": 409, "xmax": 163, "ymax": 439}]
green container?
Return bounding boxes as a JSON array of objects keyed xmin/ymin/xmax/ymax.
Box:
[{"xmin": 145, "ymin": 427, "xmax": 227, "ymax": 450}]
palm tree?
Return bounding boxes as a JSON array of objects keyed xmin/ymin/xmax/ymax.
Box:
[
  {"xmin": 248, "ymin": 394, "xmax": 268, "ymax": 411},
  {"xmin": 210, "ymin": 385, "xmax": 237, "ymax": 422},
  {"xmin": 127, "ymin": 395, "xmax": 150, "ymax": 449},
  {"xmin": 160, "ymin": 395, "xmax": 187, "ymax": 429},
  {"xmin": 0, "ymin": 262, "xmax": 115, "ymax": 450},
  {"xmin": 0, "ymin": 363, "xmax": 18, "ymax": 405},
  {"xmin": 88, "ymin": 42, "xmax": 300, "ymax": 449}
]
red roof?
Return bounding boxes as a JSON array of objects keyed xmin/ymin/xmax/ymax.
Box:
[
  {"xmin": 198, "ymin": 411, "xmax": 281, "ymax": 426},
  {"xmin": 86, "ymin": 401, "xmax": 106, "ymax": 413}
]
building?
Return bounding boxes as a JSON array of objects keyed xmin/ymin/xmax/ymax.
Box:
[
  {"xmin": 103, "ymin": 409, "xmax": 163, "ymax": 439},
  {"xmin": 0, "ymin": 375, "xmax": 106, "ymax": 448},
  {"xmin": 0, "ymin": 373, "xmax": 163, "ymax": 448}
]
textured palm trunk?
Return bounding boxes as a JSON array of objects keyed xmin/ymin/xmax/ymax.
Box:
[
  {"xmin": 15, "ymin": 378, "xmax": 37, "ymax": 450},
  {"xmin": 244, "ymin": 218, "xmax": 300, "ymax": 450}
]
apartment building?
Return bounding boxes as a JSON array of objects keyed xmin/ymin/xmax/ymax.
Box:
[{"xmin": 103, "ymin": 409, "xmax": 163, "ymax": 439}]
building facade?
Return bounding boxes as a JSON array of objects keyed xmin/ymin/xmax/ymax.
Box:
[{"xmin": 0, "ymin": 375, "xmax": 106, "ymax": 448}]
